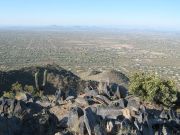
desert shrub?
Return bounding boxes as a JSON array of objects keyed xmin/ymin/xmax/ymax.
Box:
[
  {"xmin": 129, "ymin": 72, "xmax": 177, "ymax": 107},
  {"xmin": 2, "ymin": 82, "xmax": 23, "ymax": 99},
  {"xmin": 31, "ymin": 90, "xmax": 44, "ymax": 99},
  {"xmin": 3, "ymin": 91, "xmax": 15, "ymax": 99},
  {"xmin": 3, "ymin": 83, "xmax": 43, "ymax": 99},
  {"xmin": 11, "ymin": 82, "xmax": 23, "ymax": 92},
  {"xmin": 24, "ymin": 85, "xmax": 34, "ymax": 94}
]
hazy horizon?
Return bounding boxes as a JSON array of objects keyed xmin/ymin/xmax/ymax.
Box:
[
  {"xmin": 0, "ymin": 0, "xmax": 180, "ymax": 30},
  {"xmin": 1, "ymin": 25, "xmax": 180, "ymax": 32}
]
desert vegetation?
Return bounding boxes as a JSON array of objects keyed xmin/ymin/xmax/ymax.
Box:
[
  {"xmin": 0, "ymin": 64, "xmax": 179, "ymax": 135},
  {"xmin": 129, "ymin": 72, "xmax": 178, "ymax": 107},
  {"xmin": 0, "ymin": 28, "xmax": 179, "ymax": 135},
  {"xmin": 0, "ymin": 28, "xmax": 180, "ymax": 89}
]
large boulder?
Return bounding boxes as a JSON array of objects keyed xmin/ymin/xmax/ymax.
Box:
[{"xmin": 0, "ymin": 98, "xmax": 58, "ymax": 135}]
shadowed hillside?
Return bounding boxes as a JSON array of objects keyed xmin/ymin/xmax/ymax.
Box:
[{"xmin": 0, "ymin": 64, "xmax": 86, "ymax": 96}]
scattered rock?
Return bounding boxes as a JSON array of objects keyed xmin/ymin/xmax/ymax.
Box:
[
  {"xmin": 126, "ymin": 95, "xmax": 140, "ymax": 111},
  {"xmin": 0, "ymin": 98, "xmax": 58, "ymax": 135},
  {"xmin": 0, "ymin": 65, "xmax": 179, "ymax": 135}
]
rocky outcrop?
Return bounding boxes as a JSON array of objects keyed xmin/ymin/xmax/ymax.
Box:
[
  {"xmin": 50, "ymin": 83, "xmax": 180, "ymax": 135},
  {"xmin": 0, "ymin": 65, "xmax": 179, "ymax": 135},
  {"xmin": 0, "ymin": 98, "xmax": 58, "ymax": 135}
]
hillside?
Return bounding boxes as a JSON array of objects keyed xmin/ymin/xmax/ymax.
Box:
[
  {"xmin": 78, "ymin": 69, "xmax": 129, "ymax": 86},
  {"xmin": 0, "ymin": 64, "xmax": 86, "ymax": 96},
  {"xmin": 0, "ymin": 64, "xmax": 179, "ymax": 135}
]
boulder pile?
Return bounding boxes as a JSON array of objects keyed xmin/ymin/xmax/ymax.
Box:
[{"xmin": 0, "ymin": 65, "xmax": 179, "ymax": 135}]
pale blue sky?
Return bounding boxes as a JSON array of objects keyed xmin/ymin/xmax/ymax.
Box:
[{"xmin": 0, "ymin": 0, "xmax": 180, "ymax": 29}]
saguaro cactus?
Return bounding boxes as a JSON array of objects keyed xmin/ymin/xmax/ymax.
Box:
[
  {"xmin": 35, "ymin": 72, "xmax": 39, "ymax": 90},
  {"xmin": 106, "ymin": 78, "xmax": 110, "ymax": 86},
  {"xmin": 97, "ymin": 81, "xmax": 103, "ymax": 94},
  {"xmin": 115, "ymin": 85, "xmax": 121, "ymax": 99},
  {"xmin": 42, "ymin": 69, "xmax": 47, "ymax": 86}
]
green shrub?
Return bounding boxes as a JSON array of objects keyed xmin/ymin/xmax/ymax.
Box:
[
  {"xmin": 3, "ymin": 91, "xmax": 15, "ymax": 99},
  {"xmin": 24, "ymin": 85, "xmax": 34, "ymax": 94},
  {"xmin": 2, "ymin": 82, "xmax": 23, "ymax": 99},
  {"xmin": 11, "ymin": 82, "xmax": 23, "ymax": 92},
  {"xmin": 129, "ymin": 72, "xmax": 177, "ymax": 107},
  {"xmin": 32, "ymin": 90, "xmax": 44, "ymax": 99},
  {"xmin": 3, "ymin": 83, "xmax": 43, "ymax": 99}
]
